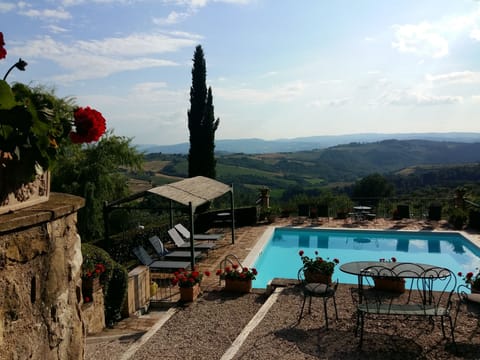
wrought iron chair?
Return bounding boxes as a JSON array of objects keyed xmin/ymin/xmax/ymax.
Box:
[
  {"xmin": 456, "ymin": 284, "xmax": 480, "ymax": 340},
  {"xmin": 297, "ymin": 267, "xmax": 338, "ymax": 329},
  {"xmin": 355, "ymin": 263, "xmax": 456, "ymax": 349}
]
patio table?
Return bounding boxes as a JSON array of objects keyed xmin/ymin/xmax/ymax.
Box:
[{"xmin": 340, "ymin": 261, "xmax": 451, "ymax": 303}]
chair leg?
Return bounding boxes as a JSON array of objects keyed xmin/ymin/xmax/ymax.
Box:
[
  {"xmin": 323, "ymin": 297, "xmax": 329, "ymax": 329},
  {"xmin": 358, "ymin": 312, "xmax": 365, "ymax": 348},
  {"xmin": 440, "ymin": 315, "xmax": 446, "ymax": 338},
  {"xmin": 448, "ymin": 315, "xmax": 456, "ymax": 351},
  {"xmin": 332, "ymin": 295, "xmax": 338, "ymax": 320},
  {"xmin": 354, "ymin": 310, "xmax": 360, "ymax": 337},
  {"xmin": 299, "ymin": 295, "xmax": 307, "ymax": 321},
  {"xmin": 308, "ymin": 295, "xmax": 313, "ymax": 314}
]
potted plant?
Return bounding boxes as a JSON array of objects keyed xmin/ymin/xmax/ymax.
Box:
[
  {"xmin": 373, "ymin": 257, "xmax": 405, "ymax": 293},
  {"xmin": 81, "ymin": 260, "xmax": 107, "ymax": 303},
  {"xmin": 334, "ymin": 195, "xmax": 352, "ymax": 219},
  {"xmin": 298, "ymin": 250, "xmax": 339, "ymax": 285},
  {"xmin": 171, "ymin": 268, "xmax": 210, "ymax": 302},
  {"xmin": 458, "ymin": 269, "xmax": 480, "ymax": 293},
  {"xmin": 216, "ymin": 264, "xmax": 258, "ymax": 293},
  {"xmin": 0, "ymin": 32, "xmax": 106, "ymax": 214}
]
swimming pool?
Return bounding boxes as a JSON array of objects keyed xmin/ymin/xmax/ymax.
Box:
[{"xmin": 252, "ymin": 228, "xmax": 480, "ymax": 288}]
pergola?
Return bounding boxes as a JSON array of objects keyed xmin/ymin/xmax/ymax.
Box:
[{"xmin": 104, "ymin": 176, "xmax": 235, "ymax": 269}]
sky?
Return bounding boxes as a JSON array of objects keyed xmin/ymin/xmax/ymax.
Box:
[{"xmin": 1, "ymin": 0, "xmax": 480, "ymax": 146}]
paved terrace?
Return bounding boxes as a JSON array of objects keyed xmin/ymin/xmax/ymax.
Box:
[{"xmin": 89, "ymin": 215, "xmax": 480, "ymax": 338}]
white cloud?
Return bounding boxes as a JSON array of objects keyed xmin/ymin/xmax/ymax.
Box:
[
  {"xmin": 470, "ymin": 28, "xmax": 480, "ymax": 41},
  {"xmin": 153, "ymin": 10, "xmax": 191, "ymax": 25},
  {"xmin": 392, "ymin": 22, "xmax": 448, "ymax": 58},
  {"xmin": 383, "ymin": 89, "xmax": 462, "ymax": 106},
  {"xmin": 0, "ymin": 2, "xmax": 16, "ymax": 12},
  {"xmin": 75, "ymin": 33, "xmax": 198, "ymax": 56},
  {"xmin": 310, "ymin": 97, "xmax": 350, "ymax": 108},
  {"xmin": 260, "ymin": 71, "xmax": 278, "ymax": 78},
  {"xmin": 10, "ymin": 33, "xmax": 198, "ymax": 82},
  {"xmin": 426, "ymin": 71, "xmax": 480, "ymax": 84},
  {"xmin": 217, "ymin": 81, "xmax": 305, "ymax": 103},
  {"xmin": 45, "ymin": 24, "xmax": 69, "ymax": 34},
  {"xmin": 19, "ymin": 7, "xmax": 72, "ymax": 20}
]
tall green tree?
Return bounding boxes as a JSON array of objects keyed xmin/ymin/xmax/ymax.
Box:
[
  {"xmin": 52, "ymin": 133, "xmax": 143, "ymax": 241},
  {"xmin": 187, "ymin": 45, "xmax": 219, "ymax": 178}
]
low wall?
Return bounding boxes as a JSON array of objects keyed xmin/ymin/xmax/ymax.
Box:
[{"xmin": 0, "ymin": 193, "xmax": 85, "ymax": 360}]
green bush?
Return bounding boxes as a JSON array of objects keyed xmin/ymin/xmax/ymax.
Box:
[
  {"xmin": 81, "ymin": 243, "xmax": 114, "ymax": 291},
  {"xmin": 448, "ymin": 208, "xmax": 468, "ymax": 230},
  {"xmin": 81, "ymin": 243, "xmax": 128, "ymax": 325},
  {"xmin": 104, "ymin": 262, "xmax": 128, "ymax": 325}
]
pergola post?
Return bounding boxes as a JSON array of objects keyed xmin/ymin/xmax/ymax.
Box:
[
  {"xmin": 169, "ymin": 199, "xmax": 174, "ymax": 229},
  {"xmin": 189, "ymin": 202, "xmax": 195, "ymax": 269},
  {"xmin": 230, "ymin": 184, "xmax": 235, "ymax": 244}
]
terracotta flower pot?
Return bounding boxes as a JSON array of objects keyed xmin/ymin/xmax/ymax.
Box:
[
  {"xmin": 304, "ymin": 270, "xmax": 332, "ymax": 285},
  {"xmin": 179, "ymin": 283, "xmax": 201, "ymax": 302},
  {"xmin": 224, "ymin": 278, "xmax": 252, "ymax": 293},
  {"xmin": 373, "ymin": 277, "xmax": 406, "ymax": 293}
]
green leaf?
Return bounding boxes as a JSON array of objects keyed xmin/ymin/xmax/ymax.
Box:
[{"xmin": 0, "ymin": 80, "xmax": 17, "ymax": 109}]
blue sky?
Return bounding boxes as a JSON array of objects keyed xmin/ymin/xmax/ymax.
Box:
[{"xmin": 1, "ymin": 0, "xmax": 480, "ymax": 146}]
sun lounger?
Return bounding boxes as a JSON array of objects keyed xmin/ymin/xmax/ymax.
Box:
[
  {"xmin": 148, "ymin": 235, "xmax": 205, "ymax": 261},
  {"xmin": 132, "ymin": 246, "xmax": 189, "ymax": 272},
  {"xmin": 174, "ymin": 223, "xmax": 224, "ymax": 241},
  {"xmin": 167, "ymin": 229, "xmax": 216, "ymax": 252}
]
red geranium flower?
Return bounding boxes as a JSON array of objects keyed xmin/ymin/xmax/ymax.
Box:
[
  {"xmin": 171, "ymin": 267, "xmax": 210, "ymax": 288},
  {"xmin": 0, "ymin": 32, "xmax": 6, "ymax": 59},
  {"xmin": 299, "ymin": 250, "xmax": 339, "ymax": 276},
  {"xmin": 70, "ymin": 106, "xmax": 107, "ymax": 144},
  {"xmin": 216, "ymin": 265, "xmax": 258, "ymax": 281}
]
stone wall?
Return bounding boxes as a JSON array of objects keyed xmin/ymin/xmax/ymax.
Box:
[{"xmin": 0, "ymin": 193, "xmax": 85, "ymax": 360}]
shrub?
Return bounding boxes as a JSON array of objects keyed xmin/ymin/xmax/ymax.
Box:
[
  {"xmin": 104, "ymin": 262, "xmax": 128, "ymax": 326},
  {"xmin": 449, "ymin": 208, "xmax": 468, "ymax": 230}
]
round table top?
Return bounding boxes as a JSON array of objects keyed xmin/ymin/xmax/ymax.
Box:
[{"xmin": 339, "ymin": 261, "xmax": 449, "ymax": 278}]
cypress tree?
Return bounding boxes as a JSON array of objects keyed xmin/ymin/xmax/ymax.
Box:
[{"xmin": 187, "ymin": 45, "xmax": 219, "ymax": 178}]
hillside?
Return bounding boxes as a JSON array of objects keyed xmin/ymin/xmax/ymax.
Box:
[
  {"xmin": 136, "ymin": 132, "xmax": 480, "ymax": 155},
  {"xmin": 138, "ymin": 140, "xmax": 480, "ymax": 196}
]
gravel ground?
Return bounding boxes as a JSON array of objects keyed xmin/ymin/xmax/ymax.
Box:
[
  {"xmin": 86, "ymin": 284, "xmax": 480, "ymax": 360},
  {"xmin": 85, "ymin": 220, "xmax": 480, "ymax": 359}
]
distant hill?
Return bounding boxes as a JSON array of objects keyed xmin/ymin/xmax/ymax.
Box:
[
  {"xmin": 142, "ymin": 139, "xmax": 480, "ymax": 190},
  {"xmin": 136, "ymin": 132, "xmax": 480, "ymax": 154}
]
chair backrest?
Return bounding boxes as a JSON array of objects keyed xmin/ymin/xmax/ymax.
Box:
[
  {"xmin": 359, "ymin": 263, "xmax": 456, "ymax": 313},
  {"xmin": 132, "ymin": 246, "xmax": 153, "ymax": 266},
  {"xmin": 149, "ymin": 236, "xmax": 168, "ymax": 256},
  {"xmin": 174, "ymin": 223, "xmax": 190, "ymax": 239},
  {"xmin": 168, "ymin": 228, "xmax": 187, "ymax": 247}
]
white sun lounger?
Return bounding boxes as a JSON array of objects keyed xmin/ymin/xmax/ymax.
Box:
[{"xmin": 174, "ymin": 223, "xmax": 224, "ymax": 241}]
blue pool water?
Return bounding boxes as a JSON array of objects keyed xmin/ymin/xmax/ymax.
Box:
[{"xmin": 252, "ymin": 228, "xmax": 480, "ymax": 288}]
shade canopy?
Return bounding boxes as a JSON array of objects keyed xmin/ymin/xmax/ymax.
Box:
[{"xmin": 147, "ymin": 176, "xmax": 231, "ymax": 211}]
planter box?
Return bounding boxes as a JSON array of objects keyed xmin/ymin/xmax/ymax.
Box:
[
  {"xmin": 374, "ymin": 277, "xmax": 406, "ymax": 293},
  {"xmin": 179, "ymin": 283, "xmax": 201, "ymax": 302},
  {"xmin": 224, "ymin": 278, "xmax": 252, "ymax": 293},
  {"xmin": 304, "ymin": 271, "xmax": 332, "ymax": 285},
  {"xmin": 0, "ymin": 170, "xmax": 50, "ymax": 215}
]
